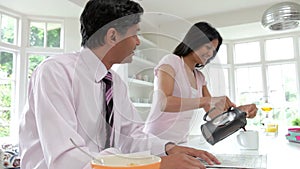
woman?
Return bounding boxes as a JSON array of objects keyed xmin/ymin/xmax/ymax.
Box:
[{"xmin": 144, "ymin": 22, "xmax": 257, "ymax": 144}]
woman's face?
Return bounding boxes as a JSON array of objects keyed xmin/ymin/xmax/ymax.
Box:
[{"xmin": 193, "ymin": 39, "xmax": 219, "ymax": 65}]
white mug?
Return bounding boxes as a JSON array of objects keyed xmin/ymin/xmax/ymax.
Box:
[{"xmin": 236, "ymin": 130, "xmax": 259, "ymax": 150}]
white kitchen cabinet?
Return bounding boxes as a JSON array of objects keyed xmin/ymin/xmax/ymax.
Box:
[
  {"xmin": 114, "ymin": 35, "xmax": 168, "ymax": 120},
  {"xmin": 128, "ymin": 36, "xmax": 159, "ymax": 120},
  {"xmin": 113, "ymin": 12, "xmax": 179, "ymax": 120}
]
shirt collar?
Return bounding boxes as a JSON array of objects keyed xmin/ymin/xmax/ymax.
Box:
[{"xmin": 79, "ymin": 47, "xmax": 108, "ymax": 83}]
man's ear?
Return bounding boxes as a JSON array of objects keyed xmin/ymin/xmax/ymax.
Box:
[{"xmin": 106, "ymin": 28, "xmax": 118, "ymax": 45}]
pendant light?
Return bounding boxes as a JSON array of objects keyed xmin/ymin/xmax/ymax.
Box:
[{"xmin": 261, "ymin": 1, "xmax": 300, "ymax": 31}]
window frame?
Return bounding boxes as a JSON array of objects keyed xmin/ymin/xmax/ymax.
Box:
[
  {"xmin": 27, "ymin": 17, "xmax": 64, "ymax": 49},
  {"xmin": 0, "ymin": 10, "xmax": 20, "ymax": 142},
  {"xmin": 226, "ymin": 34, "xmax": 300, "ymax": 126},
  {"xmin": 0, "ymin": 49, "xmax": 18, "ymax": 142},
  {"xmin": 0, "ymin": 12, "xmax": 19, "ymax": 46},
  {"xmin": 0, "ymin": 9, "xmax": 65, "ymax": 143}
]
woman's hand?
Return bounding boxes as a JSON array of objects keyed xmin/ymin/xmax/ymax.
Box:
[
  {"xmin": 203, "ymin": 96, "xmax": 236, "ymax": 119},
  {"xmin": 212, "ymin": 96, "xmax": 236, "ymax": 111},
  {"xmin": 237, "ymin": 104, "xmax": 258, "ymax": 118}
]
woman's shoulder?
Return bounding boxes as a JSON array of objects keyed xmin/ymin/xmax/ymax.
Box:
[
  {"xmin": 154, "ymin": 54, "xmax": 181, "ymax": 75},
  {"xmin": 158, "ymin": 54, "xmax": 181, "ymax": 67},
  {"xmin": 161, "ymin": 53, "xmax": 180, "ymax": 61}
]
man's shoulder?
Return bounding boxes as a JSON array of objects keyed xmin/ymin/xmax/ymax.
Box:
[
  {"xmin": 48, "ymin": 52, "xmax": 79, "ymax": 63},
  {"xmin": 31, "ymin": 52, "xmax": 80, "ymax": 78},
  {"xmin": 37, "ymin": 52, "xmax": 79, "ymax": 69}
]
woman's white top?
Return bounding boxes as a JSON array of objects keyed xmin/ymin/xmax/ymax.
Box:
[{"xmin": 144, "ymin": 54, "xmax": 207, "ymax": 144}]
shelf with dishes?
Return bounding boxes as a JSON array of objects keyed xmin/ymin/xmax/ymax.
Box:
[
  {"xmin": 133, "ymin": 52, "xmax": 156, "ymax": 67},
  {"xmin": 130, "ymin": 95, "xmax": 152, "ymax": 108},
  {"xmin": 127, "ymin": 34, "xmax": 161, "ymax": 119},
  {"xmin": 132, "ymin": 102, "xmax": 152, "ymax": 108},
  {"xmin": 128, "ymin": 78, "xmax": 154, "ymax": 87}
]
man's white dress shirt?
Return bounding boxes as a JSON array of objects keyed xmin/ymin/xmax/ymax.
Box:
[{"xmin": 19, "ymin": 48, "xmax": 169, "ymax": 169}]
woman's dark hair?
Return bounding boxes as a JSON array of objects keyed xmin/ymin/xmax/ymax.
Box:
[
  {"xmin": 173, "ymin": 22, "xmax": 222, "ymax": 65},
  {"xmin": 80, "ymin": 0, "xmax": 144, "ymax": 48}
]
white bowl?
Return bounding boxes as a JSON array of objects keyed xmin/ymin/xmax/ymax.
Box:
[{"xmin": 91, "ymin": 154, "xmax": 161, "ymax": 169}]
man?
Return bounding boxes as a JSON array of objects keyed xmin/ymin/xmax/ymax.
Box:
[{"xmin": 19, "ymin": 0, "xmax": 220, "ymax": 168}]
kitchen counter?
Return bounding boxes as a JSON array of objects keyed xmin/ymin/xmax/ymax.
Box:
[{"xmin": 183, "ymin": 127, "xmax": 300, "ymax": 169}]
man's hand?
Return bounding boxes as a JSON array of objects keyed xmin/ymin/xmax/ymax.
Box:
[
  {"xmin": 163, "ymin": 145, "xmax": 221, "ymax": 169},
  {"xmin": 160, "ymin": 153, "xmax": 206, "ymax": 169}
]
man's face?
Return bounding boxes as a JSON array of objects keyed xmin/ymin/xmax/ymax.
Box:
[{"xmin": 111, "ymin": 24, "xmax": 141, "ymax": 64}]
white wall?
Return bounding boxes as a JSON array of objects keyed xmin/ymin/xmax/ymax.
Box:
[{"xmin": 64, "ymin": 18, "xmax": 81, "ymax": 52}]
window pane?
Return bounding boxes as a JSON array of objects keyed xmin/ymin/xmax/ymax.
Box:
[
  {"xmin": 0, "ymin": 51, "xmax": 14, "ymax": 138},
  {"xmin": 47, "ymin": 23, "xmax": 61, "ymax": 48},
  {"xmin": 213, "ymin": 44, "xmax": 227, "ymax": 64},
  {"xmin": 235, "ymin": 67, "xmax": 263, "ymax": 126},
  {"xmin": 235, "ymin": 67, "xmax": 263, "ymax": 105},
  {"xmin": 0, "ymin": 51, "xmax": 14, "ymax": 78},
  {"xmin": 265, "ymin": 37, "xmax": 294, "ymax": 61},
  {"xmin": 0, "ymin": 83, "xmax": 12, "ymax": 138},
  {"xmin": 267, "ymin": 64, "xmax": 299, "ymax": 124},
  {"xmin": 206, "ymin": 67, "xmax": 229, "ymax": 96},
  {"xmin": 30, "ymin": 22, "xmax": 45, "ymax": 47},
  {"xmin": 0, "ymin": 14, "xmax": 17, "ymax": 44},
  {"xmin": 0, "ymin": 109, "xmax": 11, "ymax": 137},
  {"xmin": 234, "ymin": 42, "xmax": 260, "ymax": 64},
  {"xmin": 0, "ymin": 83, "xmax": 12, "ymax": 107},
  {"xmin": 28, "ymin": 54, "xmax": 48, "ymax": 78}
]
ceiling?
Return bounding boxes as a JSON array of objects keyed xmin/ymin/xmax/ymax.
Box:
[
  {"xmin": 0, "ymin": 0, "xmax": 289, "ymax": 19},
  {"xmin": 0, "ymin": 0, "xmax": 299, "ymax": 40}
]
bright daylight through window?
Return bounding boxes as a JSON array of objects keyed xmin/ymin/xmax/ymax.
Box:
[
  {"xmin": 0, "ymin": 12, "xmax": 63, "ymax": 141},
  {"xmin": 234, "ymin": 37, "xmax": 299, "ymax": 126}
]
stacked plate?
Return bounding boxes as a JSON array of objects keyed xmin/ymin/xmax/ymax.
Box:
[{"xmin": 285, "ymin": 128, "xmax": 300, "ymax": 143}]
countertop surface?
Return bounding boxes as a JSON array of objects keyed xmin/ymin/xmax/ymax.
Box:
[{"xmin": 183, "ymin": 126, "xmax": 300, "ymax": 169}]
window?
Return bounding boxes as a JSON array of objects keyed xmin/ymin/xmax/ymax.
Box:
[
  {"xmin": 0, "ymin": 14, "xmax": 17, "ymax": 45},
  {"xmin": 0, "ymin": 50, "xmax": 15, "ymax": 137},
  {"xmin": 28, "ymin": 54, "xmax": 48, "ymax": 78},
  {"xmin": 29, "ymin": 21, "xmax": 62, "ymax": 48},
  {"xmin": 0, "ymin": 12, "xmax": 64, "ymax": 141},
  {"xmin": 232, "ymin": 37, "xmax": 300, "ymax": 126},
  {"xmin": 265, "ymin": 37, "xmax": 294, "ymax": 61},
  {"xmin": 206, "ymin": 67, "xmax": 230, "ymax": 96},
  {"xmin": 213, "ymin": 44, "xmax": 228, "ymax": 64},
  {"xmin": 266, "ymin": 63, "xmax": 298, "ymax": 124},
  {"xmin": 234, "ymin": 41, "xmax": 260, "ymax": 64},
  {"xmin": 235, "ymin": 66, "xmax": 263, "ymax": 105},
  {"xmin": 207, "ymin": 44, "xmax": 230, "ymax": 96},
  {"xmin": 234, "ymin": 66, "xmax": 264, "ymax": 126}
]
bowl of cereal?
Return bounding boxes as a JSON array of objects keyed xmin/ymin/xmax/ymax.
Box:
[{"xmin": 91, "ymin": 154, "xmax": 161, "ymax": 169}]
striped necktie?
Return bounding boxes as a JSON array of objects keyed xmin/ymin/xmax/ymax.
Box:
[{"xmin": 102, "ymin": 72, "xmax": 114, "ymax": 148}]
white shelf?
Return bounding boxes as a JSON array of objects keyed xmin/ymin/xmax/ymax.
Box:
[
  {"xmin": 128, "ymin": 78, "xmax": 154, "ymax": 87},
  {"xmin": 133, "ymin": 102, "xmax": 152, "ymax": 108},
  {"xmin": 138, "ymin": 35, "xmax": 157, "ymax": 49},
  {"xmin": 126, "ymin": 35, "xmax": 159, "ymax": 120},
  {"xmin": 132, "ymin": 57, "xmax": 156, "ymax": 67}
]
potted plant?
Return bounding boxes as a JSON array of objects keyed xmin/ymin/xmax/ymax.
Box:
[{"xmin": 291, "ymin": 117, "xmax": 300, "ymax": 127}]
